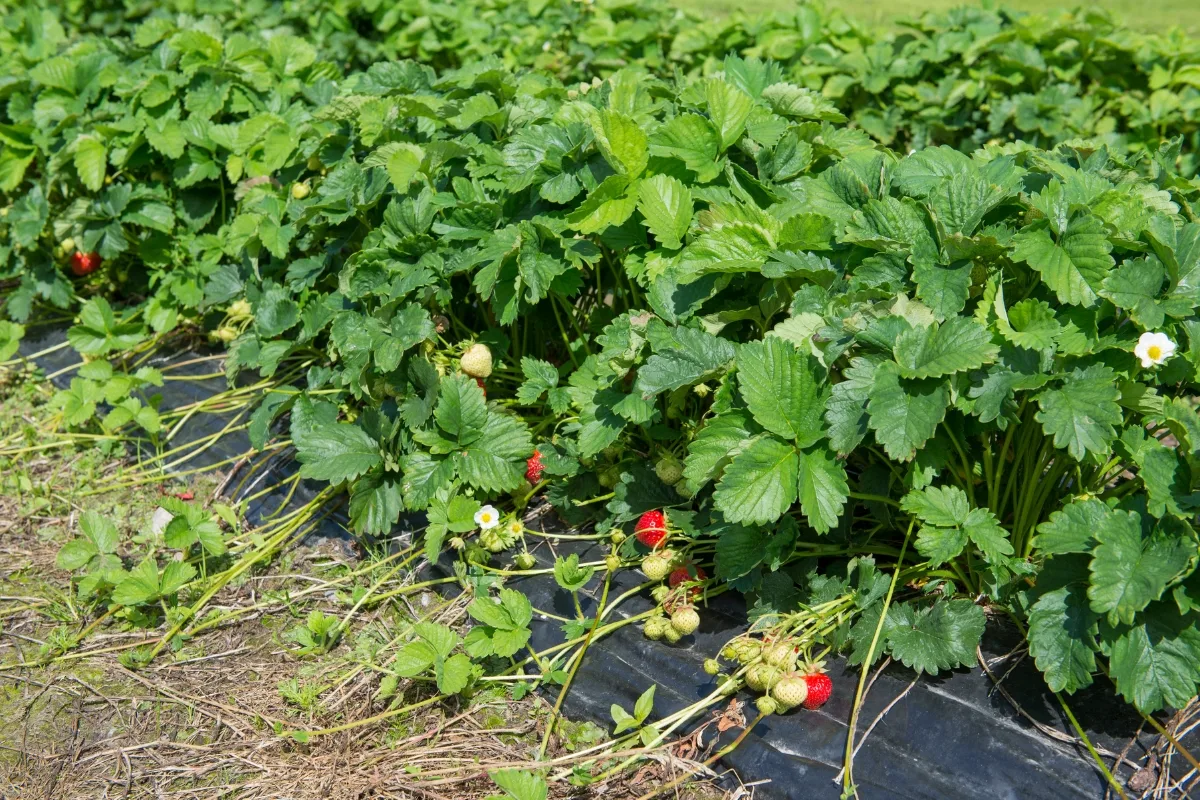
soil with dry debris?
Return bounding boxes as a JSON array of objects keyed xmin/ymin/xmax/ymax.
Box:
[{"xmin": 0, "ymin": 376, "xmax": 742, "ymax": 800}]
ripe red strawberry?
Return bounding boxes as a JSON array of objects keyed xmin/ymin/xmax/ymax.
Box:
[
  {"xmin": 802, "ymin": 673, "xmax": 833, "ymax": 710},
  {"xmin": 476, "ymin": 377, "xmax": 486, "ymax": 398},
  {"xmin": 525, "ymin": 450, "xmax": 544, "ymax": 484},
  {"xmin": 69, "ymin": 251, "xmax": 102, "ymax": 277},
  {"xmin": 668, "ymin": 564, "xmax": 706, "ymax": 588},
  {"xmin": 635, "ymin": 509, "xmax": 668, "ymax": 548}
]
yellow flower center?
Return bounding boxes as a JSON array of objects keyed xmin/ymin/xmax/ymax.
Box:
[
  {"xmin": 481, "ymin": 513, "xmax": 493, "ymax": 523},
  {"xmin": 1148, "ymin": 345, "xmax": 1162, "ymax": 361}
]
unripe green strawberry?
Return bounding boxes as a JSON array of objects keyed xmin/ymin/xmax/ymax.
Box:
[
  {"xmin": 307, "ymin": 154, "xmax": 322, "ymax": 171},
  {"xmin": 650, "ymin": 585, "xmax": 669, "ymax": 603},
  {"xmin": 763, "ymin": 642, "xmax": 798, "ymax": 669},
  {"xmin": 756, "ymin": 696, "xmax": 778, "ymax": 716},
  {"xmin": 772, "ymin": 675, "xmax": 809, "ymax": 710},
  {"xmin": 670, "ymin": 607, "xmax": 700, "ymax": 635},
  {"xmin": 480, "ymin": 529, "xmax": 506, "ymax": 552},
  {"xmin": 598, "ymin": 466, "xmax": 620, "ymax": 488},
  {"xmin": 745, "ymin": 663, "xmax": 780, "ymax": 692},
  {"xmin": 643, "ymin": 617, "xmax": 667, "ymax": 640},
  {"xmin": 291, "ymin": 182, "xmax": 311, "ymax": 200},
  {"xmin": 654, "ymin": 456, "xmax": 683, "ymax": 485},
  {"xmin": 605, "ymin": 553, "xmax": 621, "ymax": 572},
  {"xmin": 448, "ymin": 536, "xmax": 466, "ymax": 551},
  {"xmin": 718, "ymin": 674, "xmax": 738, "ymax": 695},
  {"xmin": 703, "ymin": 658, "xmax": 720, "ymax": 676},
  {"xmin": 460, "ymin": 343, "xmax": 493, "ymax": 378},
  {"xmin": 732, "ymin": 639, "xmax": 761, "ymax": 664},
  {"xmin": 465, "ymin": 543, "xmax": 490, "ymax": 564},
  {"xmin": 722, "ymin": 645, "xmax": 738, "ymax": 660},
  {"xmin": 675, "ymin": 482, "xmax": 695, "ymax": 499},
  {"xmin": 609, "ymin": 529, "xmax": 626, "ymax": 545},
  {"xmin": 61, "ymin": 237, "xmax": 76, "ymax": 253},
  {"xmin": 662, "ymin": 624, "xmax": 683, "ymax": 644},
  {"xmin": 641, "ymin": 553, "xmax": 672, "ymax": 581},
  {"xmin": 515, "ymin": 552, "xmax": 536, "ymax": 570}
]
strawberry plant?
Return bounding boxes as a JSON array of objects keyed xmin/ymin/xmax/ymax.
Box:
[{"xmin": 10, "ymin": 0, "xmax": 1200, "ymax": 793}]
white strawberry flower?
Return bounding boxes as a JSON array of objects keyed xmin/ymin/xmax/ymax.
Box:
[
  {"xmin": 1135, "ymin": 331, "xmax": 1176, "ymax": 369},
  {"xmin": 474, "ymin": 505, "xmax": 501, "ymax": 530}
]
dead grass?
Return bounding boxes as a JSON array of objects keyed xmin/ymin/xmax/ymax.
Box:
[{"xmin": 0, "ymin": 382, "xmax": 739, "ymax": 800}]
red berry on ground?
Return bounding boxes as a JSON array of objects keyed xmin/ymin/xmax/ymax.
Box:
[
  {"xmin": 635, "ymin": 509, "xmax": 668, "ymax": 548},
  {"xmin": 802, "ymin": 673, "xmax": 833, "ymax": 710},
  {"xmin": 70, "ymin": 251, "xmax": 102, "ymax": 277},
  {"xmin": 525, "ymin": 450, "xmax": 544, "ymax": 484},
  {"xmin": 174, "ymin": 492, "xmax": 194, "ymax": 501}
]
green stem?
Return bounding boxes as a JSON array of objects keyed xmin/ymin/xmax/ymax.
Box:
[{"xmin": 843, "ymin": 519, "xmax": 913, "ymax": 796}]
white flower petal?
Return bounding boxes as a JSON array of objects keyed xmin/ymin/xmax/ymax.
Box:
[
  {"xmin": 474, "ymin": 505, "xmax": 501, "ymax": 530},
  {"xmin": 1135, "ymin": 331, "xmax": 1175, "ymax": 368}
]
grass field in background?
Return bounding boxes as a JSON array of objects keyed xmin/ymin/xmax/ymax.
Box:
[{"xmin": 673, "ymin": 0, "xmax": 1200, "ymax": 35}]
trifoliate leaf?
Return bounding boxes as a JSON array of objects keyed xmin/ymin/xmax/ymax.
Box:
[
  {"xmin": 1108, "ymin": 603, "xmax": 1200, "ymax": 713},
  {"xmin": 516, "ymin": 357, "xmax": 559, "ymax": 405},
  {"xmin": 112, "ymin": 558, "xmax": 161, "ymax": 606},
  {"xmin": 736, "ymin": 337, "xmax": 826, "ymax": 447},
  {"xmin": 962, "ymin": 507, "xmax": 1014, "ymax": 562},
  {"xmin": 713, "ymin": 436, "xmax": 798, "ymax": 526},
  {"xmin": 998, "ymin": 298, "xmax": 1060, "ymax": 351},
  {"xmin": 911, "ymin": 259, "xmax": 972, "ymax": 320},
  {"xmin": 1010, "ymin": 215, "xmax": 1114, "ymax": 306},
  {"xmin": 893, "ymin": 317, "xmax": 998, "ymax": 379},
  {"xmin": 885, "ymin": 598, "xmax": 985, "ymax": 675},
  {"xmin": 901, "ymin": 485, "xmax": 970, "ymax": 528},
  {"xmin": 1089, "ymin": 512, "xmax": 1195, "ymax": 625},
  {"xmin": 866, "ymin": 362, "xmax": 949, "ymax": 461},
  {"xmin": 1035, "ymin": 365, "xmax": 1122, "ymax": 461},
  {"xmin": 436, "ymin": 652, "xmax": 474, "ymax": 694}
]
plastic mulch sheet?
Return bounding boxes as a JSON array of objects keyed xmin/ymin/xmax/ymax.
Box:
[{"xmin": 17, "ymin": 324, "xmax": 1186, "ymax": 799}]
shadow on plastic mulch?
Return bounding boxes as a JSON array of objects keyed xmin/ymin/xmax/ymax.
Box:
[{"xmin": 17, "ymin": 323, "xmax": 1186, "ymax": 800}]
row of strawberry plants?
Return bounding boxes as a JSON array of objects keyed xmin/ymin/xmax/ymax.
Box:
[
  {"xmin": 5, "ymin": 2, "xmax": 1200, "ymax": 336},
  {"xmin": 9, "ymin": 35, "xmax": 1200, "ymax": 724},
  {"xmin": 32, "ymin": 0, "xmax": 1200, "ymax": 164},
  {"xmin": 3, "ymin": 4, "xmax": 1200, "ymax": 787}
]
